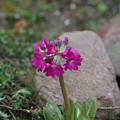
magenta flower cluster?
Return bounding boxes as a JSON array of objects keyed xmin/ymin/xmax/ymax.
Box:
[{"xmin": 31, "ymin": 37, "xmax": 82, "ymax": 78}]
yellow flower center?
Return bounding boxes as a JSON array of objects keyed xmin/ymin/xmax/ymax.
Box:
[
  {"xmin": 52, "ymin": 49, "xmax": 55, "ymax": 53},
  {"xmin": 40, "ymin": 49, "xmax": 44, "ymax": 53},
  {"xmin": 69, "ymin": 60, "xmax": 73, "ymax": 64},
  {"xmin": 52, "ymin": 65, "xmax": 56, "ymax": 68}
]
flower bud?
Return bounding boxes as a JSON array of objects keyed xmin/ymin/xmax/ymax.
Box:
[
  {"xmin": 63, "ymin": 37, "xmax": 68, "ymax": 45},
  {"xmin": 55, "ymin": 38, "xmax": 62, "ymax": 46}
]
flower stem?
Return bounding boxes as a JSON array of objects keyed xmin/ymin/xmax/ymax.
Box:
[{"xmin": 59, "ymin": 74, "xmax": 71, "ymax": 120}]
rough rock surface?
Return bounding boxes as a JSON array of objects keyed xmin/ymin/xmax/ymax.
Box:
[
  {"xmin": 100, "ymin": 15, "xmax": 120, "ymax": 76},
  {"xmin": 35, "ymin": 31, "xmax": 120, "ymax": 118}
]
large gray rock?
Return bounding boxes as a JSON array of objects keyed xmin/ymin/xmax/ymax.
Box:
[
  {"xmin": 103, "ymin": 15, "xmax": 120, "ymax": 76},
  {"xmin": 35, "ymin": 31, "xmax": 120, "ymax": 119}
]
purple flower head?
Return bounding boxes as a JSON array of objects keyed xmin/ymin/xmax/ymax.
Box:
[
  {"xmin": 64, "ymin": 57, "xmax": 82, "ymax": 71},
  {"xmin": 31, "ymin": 54, "xmax": 46, "ymax": 72},
  {"xmin": 44, "ymin": 62, "xmax": 64, "ymax": 77},
  {"xmin": 61, "ymin": 46, "xmax": 74, "ymax": 59},
  {"xmin": 31, "ymin": 37, "xmax": 82, "ymax": 78},
  {"xmin": 47, "ymin": 43, "xmax": 58, "ymax": 55}
]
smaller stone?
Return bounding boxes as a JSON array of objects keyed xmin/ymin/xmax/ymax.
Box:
[
  {"xmin": 54, "ymin": 10, "xmax": 61, "ymax": 16},
  {"xmin": 64, "ymin": 19, "xmax": 71, "ymax": 26},
  {"xmin": 100, "ymin": 15, "xmax": 120, "ymax": 76},
  {"xmin": 107, "ymin": 41, "xmax": 120, "ymax": 76},
  {"xmin": 70, "ymin": 3, "xmax": 76, "ymax": 10}
]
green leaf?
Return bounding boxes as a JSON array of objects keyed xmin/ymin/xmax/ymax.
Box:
[
  {"xmin": 88, "ymin": 21, "xmax": 98, "ymax": 30},
  {"xmin": 43, "ymin": 102, "xmax": 63, "ymax": 120},
  {"xmin": 79, "ymin": 99, "xmax": 97, "ymax": 120},
  {"xmin": 12, "ymin": 88, "xmax": 31, "ymax": 98},
  {"xmin": 98, "ymin": 2, "xmax": 107, "ymax": 12},
  {"xmin": 0, "ymin": 110, "xmax": 9, "ymax": 120},
  {"xmin": 108, "ymin": 111, "xmax": 116, "ymax": 120},
  {"xmin": 63, "ymin": 99, "xmax": 78, "ymax": 120},
  {"xmin": 43, "ymin": 99, "xmax": 97, "ymax": 120},
  {"xmin": 78, "ymin": 116, "xmax": 91, "ymax": 120},
  {"xmin": 59, "ymin": 44, "xmax": 66, "ymax": 53},
  {"xmin": 91, "ymin": 0, "xmax": 100, "ymax": 6},
  {"xmin": 9, "ymin": 70, "xmax": 16, "ymax": 81},
  {"xmin": 63, "ymin": 99, "xmax": 96, "ymax": 120},
  {"xmin": 0, "ymin": 64, "xmax": 11, "ymax": 83},
  {"xmin": 69, "ymin": 99, "xmax": 78, "ymax": 120},
  {"xmin": 0, "ymin": 96, "xmax": 6, "ymax": 101}
]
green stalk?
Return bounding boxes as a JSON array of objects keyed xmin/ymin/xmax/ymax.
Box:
[{"xmin": 59, "ymin": 74, "xmax": 71, "ymax": 120}]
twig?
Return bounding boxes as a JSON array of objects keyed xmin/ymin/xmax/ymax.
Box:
[
  {"xmin": 8, "ymin": 109, "xmax": 16, "ymax": 120},
  {"xmin": 0, "ymin": 104, "xmax": 37, "ymax": 115},
  {"xmin": 98, "ymin": 106, "xmax": 120, "ymax": 110},
  {"xmin": 0, "ymin": 101, "xmax": 16, "ymax": 119},
  {"xmin": 19, "ymin": 94, "xmax": 40, "ymax": 108}
]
